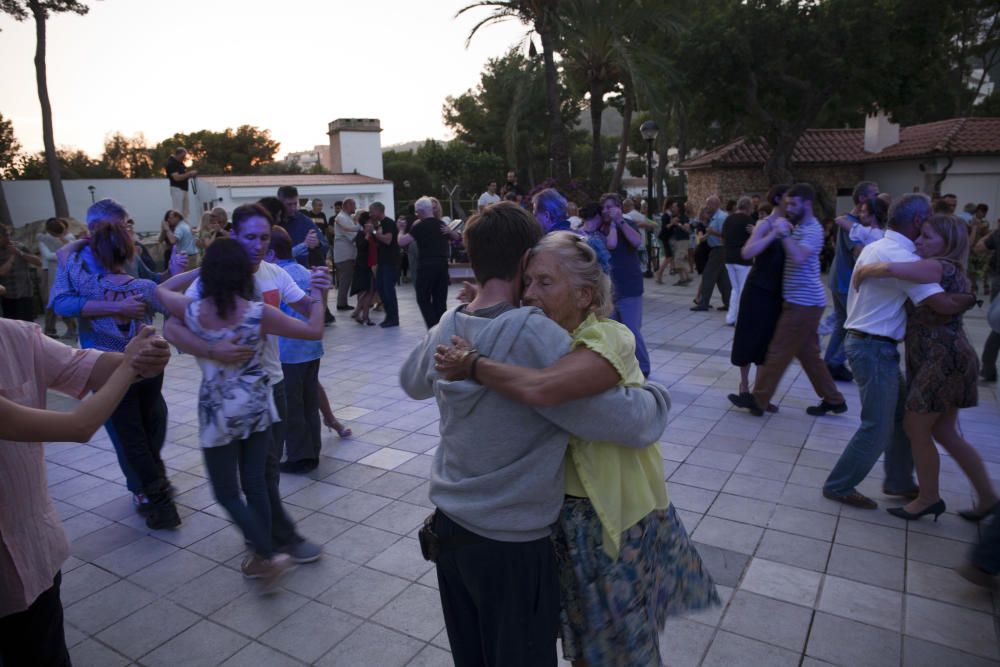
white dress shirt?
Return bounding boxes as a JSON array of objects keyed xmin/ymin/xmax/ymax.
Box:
[{"xmin": 844, "ymin": 230, "xmax": 943, "ymax": 341}]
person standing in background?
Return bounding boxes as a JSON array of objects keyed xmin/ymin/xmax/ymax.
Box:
[
  {"xmin": 333, "ymin": 198, "xmax": 360, "ymax": 311},
  {"xmin": 165, "ymin": 147, "xmax": 197, "ymax": 221},
  {"xmin": 0, "ymin": 225, "xmax": 42, "ymax": 322},
  {"xmin": 37, "ymin": 218, "xmax": 77, "ymax": 338}
]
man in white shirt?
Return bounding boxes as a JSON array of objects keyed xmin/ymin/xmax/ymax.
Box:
[
  {"xmin": 477, "ymin": 180, "xmax": 501, "ymax": 211},
  {"xmin": 332, "ymin": 198, "xmax": 360, "ymax": 310},
  {"xmin": 823, "ymin": 193, "xmax": 976, "ymax": 509}
]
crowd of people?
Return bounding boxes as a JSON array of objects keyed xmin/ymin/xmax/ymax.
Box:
[{"xmin": 1, "ymin": 160, "xmax": 1000, "ymax": 665}]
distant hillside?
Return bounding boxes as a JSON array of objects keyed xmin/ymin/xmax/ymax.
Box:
[{"xmin": 383, "ymin": 139, "xmax": 441, "ymax": 154}]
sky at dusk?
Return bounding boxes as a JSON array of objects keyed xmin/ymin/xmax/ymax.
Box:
[{"xmin": 0, "ymin": 0, "xmax": 525, "ymax": 157}]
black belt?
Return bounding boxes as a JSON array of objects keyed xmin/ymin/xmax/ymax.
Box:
[{"xmin": 847, "ymin": 329, "xmax": 898, "ymax": 345}]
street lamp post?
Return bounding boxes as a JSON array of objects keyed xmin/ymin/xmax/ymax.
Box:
[
  {"xmin": 87, "ymin": 185, "xmax": 96, "ymax": 203},
  {"xmin": 640, "ymin": 120, "xmax": 659, "ymax": 277}
]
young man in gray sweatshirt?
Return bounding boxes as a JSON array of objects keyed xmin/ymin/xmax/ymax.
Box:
[{"xmin": 400, "ymin": 203, "xmax": 671, "ymax": 667}]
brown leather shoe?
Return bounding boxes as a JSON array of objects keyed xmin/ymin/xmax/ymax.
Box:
[
  {"xmin": 823, "ymin": 489, "xmax": 877, "ymax": 510},
  {"xmin": 882, "ymin": 485, "xmax": 919, "ymax": 500}
]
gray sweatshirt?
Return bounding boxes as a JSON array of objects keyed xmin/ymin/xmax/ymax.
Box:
[{"xmin": 399, "ymin": 305, "xmax": 671, "ymax": 542}]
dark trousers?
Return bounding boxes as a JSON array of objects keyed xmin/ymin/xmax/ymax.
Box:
[
  {"xmin": 415, "ymin": 263, "xmax": 450, "ymax": 328},
  {"xmin": 203, "ymin": 430, "xmax": 273, "ymax": 557},
  {"xmin": 1, "ymin": 297, "xmax": 36, "ymax": 322},
  {"xmin": 981, "ymin": 277, "xmax": 1000, "ymax": 379},
  {"xmin": 106, "ymin": 374, "xmax": 168, "ymax": 495},
  {"xmin": 697, "ymin": 247, "xmax": 731, "ymax": 308},
  {"xmin": 281, "ymin": 360, "xmax": 321, "ymax": 464},
  {"xmin": 0, "ymin": 572, "xmax": 71, "ymax": 667},
  {"xmin": 375, "ymin": 263, "xmax": 399, "ymax": 324},
  {"xmin": 262, "ymin": 381, "xmax": 301, "ymax": 549},
  {"xmin": 433, "ymin": 511, "xmax": 559, "ymax": 667},
  {"xmin": 972, "ymin": 505, "xmax": 1000, "ymax": 574}
]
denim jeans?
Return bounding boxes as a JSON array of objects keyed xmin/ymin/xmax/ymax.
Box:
[
  {"xmin": 823, "ymin": 336, "xmax": 915, "ymax": 496},
  {"xmin": 823, "ymin": 289, "xmax": 848, "ymax": 368},
  {"xmin": 981, "ymin": 276, "xmax": 1000, "ymax": 379},
  {"xmin": 375, "ymin": 263, "xmax": 399, "ymax": 324},
  {"xmin": 203, "ymin": 430, "xmax": 272, "ymax": 557},
  {"xmin": 612, "ymin": 295, "xmax": 650, "ymax": 376}
]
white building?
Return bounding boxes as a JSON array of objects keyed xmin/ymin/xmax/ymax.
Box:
[{"xmin": 2, "ymin": 118, "xmax": 394, "ymax": 233}]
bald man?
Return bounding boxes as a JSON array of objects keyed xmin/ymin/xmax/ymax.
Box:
[{"xmin": 691, "ymin": 195, "xmax": 732, "ymax": 311}]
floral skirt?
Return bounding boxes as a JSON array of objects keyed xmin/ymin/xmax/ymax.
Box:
[{"xmin": 553, "ymin": 498, "xmax": 719, "ymax": 666}]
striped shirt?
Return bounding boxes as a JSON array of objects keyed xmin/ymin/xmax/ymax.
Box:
[{"xmin": 782, "ymin": 217, "xmax": 826, "ymax": 307}]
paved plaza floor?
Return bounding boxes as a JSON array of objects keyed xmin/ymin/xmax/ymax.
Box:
[{"xmin": 43, "ymin": 277, "xmax": 1000, "ymax": 666}]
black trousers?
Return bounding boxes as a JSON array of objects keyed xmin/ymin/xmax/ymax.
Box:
[
  {"xmin": 698, "ymin": 246, "xmax": 732, "ymax": 308},
  {"xmin": 1, "ymin": 297, "xmax": 36, "ymax": 322},
  {"xmin": 433, "ymin": 511, "xmax": 559, "ymax": 667},
  {"xmin": 982, "ymin": 276, "xmax": 1000, "ymax": 379},
  {"xmin": 281, "ymin": 360, "xmax": 321, "ymax": 464},
  {"xmin": 106, "ymin": 374, "xmax": 168, "ymax": 495},
  {"xmin": 260, "ymin": 381, "xmax": 301, "ymax": 549},
  {"xmin": 0, "ymin": 572, "xmax": 71, "ymax": 667},
  {"xmin": 415, "ymin": 263, "xmax": 450, "ymax": 328}
]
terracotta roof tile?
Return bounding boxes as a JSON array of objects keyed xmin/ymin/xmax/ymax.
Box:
[
  {"xmin": 200, "ymin": 174, "xmax": 390, "ymax": 187},
  {"xmin": 678, "ymin": 117, "xmax": 1000, "ymax": 170}
]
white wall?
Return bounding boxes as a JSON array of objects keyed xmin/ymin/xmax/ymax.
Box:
[
  {"xmin": 864, "ymin": 156, "xmax": 1000, "ymax": 219},
  {"xmin": 1, "ymin": 178, "xmax": 223, "ymax": 235},
  {"xmin": 337, "ymin": 132, "xmax": 384, "ymax": 178},
  {"xmin": 2, "ymin": 178, "xmax": 395, "ymax": 235}
]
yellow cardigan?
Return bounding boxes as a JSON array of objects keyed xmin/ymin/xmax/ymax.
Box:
[{"xmin": 563, "ymin": 313, "xmax": 669, "ymax": 559}]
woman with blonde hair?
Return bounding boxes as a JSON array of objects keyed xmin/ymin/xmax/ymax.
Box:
[
  {"xmin": 436, "ymin": 231, "xmax": 717, "ymax": 665},
  {"xmin": 854, "ymin": 214, "xmax": 998, "ymax": 522}
]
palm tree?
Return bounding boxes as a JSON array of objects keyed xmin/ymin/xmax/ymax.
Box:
[
  {"xmin": 1, "ymin": 1, "xmax": 89, "ymax": 218},
  {"xmin": 457, "ymin": 1, "xmax": 571, "ymax": 183},
  {"xmin": 559, "ymin": 0, "xmax": 678, "ymax": 192}
]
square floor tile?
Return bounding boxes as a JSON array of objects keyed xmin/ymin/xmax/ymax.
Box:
[
  {"xmin": 818, "ymin": 575, "xmax": 902, "ymax": 631},
  {"xmin": 902, "ymin": 636, "xmax": 1000, "ymax": 667},
  {"xmin": 218, "ymin": 642, "xmax": 304, "ymax": 667},
  {"xmin": 708, "ymin": 494, "xmax": 776, "ymax": 527},
  {"xmin": 142, "ymin": 619, "xmax": 249, "ymax": 667},
  {"xmin": 721, "ymin": 590, "xmax": 812, "ymax": 652},
  {"xmin": 768, "ymin": 505, "xmax": 838, "ymax": 541},
  {"xmin": 69, "ymin": 639, "xmax": 130, "ymax": 667},
  {"xmin": 658, "ymin": 618, "xmax": 715, "ymax": 667},
  {"xmin": 167, "ymin": 565, "xmax": 251, "ymax": 615},
  {"xmin": 692, "ymin": 516, "xmax": 764, "ymax": 555},
  {"xmin": 757, "ymin": 529, "xmax": 830, "ymax": 572},
  {"xmin": 667, "ymin": 483, "xmax": 719, "ymax": 513},
  {"xmin": 357, "ymin": 447, "xmax": 418, "ymax": 470},
  {"xmin": 65, "ymin": 579, "xmax": 157, "ymax": 634},
  {"xmin": 316, "ymin": 621, "xmax": 425, "ymax": 667},
  {"xmin": 740, "ymin": 558, "xmax": 822, "ymax": 608},
  {"xmin": 363, "ymin": 500, "xmax": 431, "ymax": 535},
  {"xmin": 702, "ymin": 630, "xmax": 800, "ymax": 667},
  {"xmin": 826, "ymin": 543, "xmax": 904, "ymax": 591},
  {"xmin": 371, "ymin": 583, "xmax": 446, "ymax": 641},
  {"xmin": 905, "ymin": 559, "xmax": 994, "ymax": 612},
  {"xmin": 319, "ymin": 566, "xmax": 410, "ymax": 617},
  {"xmin": 834, "ymin": 517, "xmax": 906, "ymax": 557},
  {"xmin": 905, "ymin": 532, "xmax": 970, "ymax": 568},
  {"xmin": 210, "ymin": 590, "xmax": 310, "ymax": 637},
  {"xmin": 127, "ymin": 548, "xmax": 216, "ymax": 595},
  {"xmin": 805, "ymin": 612, "xmax": 901, "ymax": 667},
  {"xmin": 259, "ymin": 601, "xmax": 361, "ymax": 663},
  {"xmin": 95, "ymin": 599, "xmax": 199, "ymax": 660},
  {"xmin": 904, "ymin": 594, "xmax": 999, "ymax": 660}
]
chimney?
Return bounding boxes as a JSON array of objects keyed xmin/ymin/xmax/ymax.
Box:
[
  {"xmin": 327, "ymin": 118, "xmax": 384, "ymax": 178},
  {"xmin": 864, "ymin": 110, "xmax": 900, "ymax": 154}
]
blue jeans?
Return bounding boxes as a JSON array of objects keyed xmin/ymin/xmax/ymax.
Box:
[
  {"xmin": 823, "ymin": 336, "xmax": 915, "ymax": 496},
  {"xmin": 823, "ymin": 289, "xmax": 848, "ymax": 368},
  {"xmin": 103, "ymin": 416, "xmax": 140, "ymax": 494},
  {"xmin": 612, "ymin": 295, "xmax": 650, "ymax": 377},
  {"xmin": 265, "ymin": 381, "xmax": 301, "ymax": 549},
  {"xmin": 375, "ymin": 263, "xmax": 399, "ymax": 324},
  {"xmin": 203, "ymin": 430, "xmax": 273, "ymax": 558}
]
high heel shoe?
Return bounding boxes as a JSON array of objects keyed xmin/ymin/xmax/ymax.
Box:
[
  {"xmin": 887, "ymin": 499, "xmax": 946, "ymax": 522},
  {"xmin": 958, "ymin": 501, "xmax": 1000, "ymax": 523}
]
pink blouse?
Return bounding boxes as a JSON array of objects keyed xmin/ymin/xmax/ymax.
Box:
[{"xmin": 0, "ymin": 320, "xmax": 100, "ymax": 616}]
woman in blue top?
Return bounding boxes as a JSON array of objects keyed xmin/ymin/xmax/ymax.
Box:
[
  {"xmin": 58, "ymin": 217, "xmax": 179, "ymax": 529},
  {"xmin": 597, "ymin": 193, "xmax": 651, "ymax": 378}
]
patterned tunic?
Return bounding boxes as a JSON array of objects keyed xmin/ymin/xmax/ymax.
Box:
[
  {"xmin": 186, "ymin": 300, "xmax": 278, "ymax": 448},
  {"xmin": 904, "ymin": 259, "xmax": 979, "ymax": 412}
]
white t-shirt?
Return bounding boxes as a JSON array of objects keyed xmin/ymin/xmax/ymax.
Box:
[
  {"xmin": 844, "ymin": 230, "xmax": 943, "ymax": 341},
  {"xmin": 568, "ymin": 216, "xmax": 583, "ymax": 230},
  {"xmin": 478, "ymin": 191, "xmax": 501, "ymax": 209},
  {"xmin": 185, "ymin": 261, "xmax": 306, "ymax": 383},
  {"xmin": 848, "ymin": 223, "xmax": 885, "ymax": 247}
]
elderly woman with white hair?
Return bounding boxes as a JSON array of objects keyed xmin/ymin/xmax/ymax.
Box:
[
  {"xmin": 435, "ymin": 231, "xmax": 718, "ymax": 666},
  {"xmin": 399, "ymin": 196, "xmax": 461, "ymax": 328}
]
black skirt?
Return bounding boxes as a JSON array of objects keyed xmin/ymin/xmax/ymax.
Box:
[{"xmin": 731, "ymin": 284, "xmax": 783, "ymax": 367}]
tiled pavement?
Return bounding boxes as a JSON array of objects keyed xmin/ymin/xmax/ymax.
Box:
[{"xmin": 43, "ymin": 277, "xmax": 1000, "ymax": 666}]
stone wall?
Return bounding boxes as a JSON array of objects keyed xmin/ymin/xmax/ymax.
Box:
[{"xmin": 684, "ymin": 164, "xmax": 865, "ymax": 216}]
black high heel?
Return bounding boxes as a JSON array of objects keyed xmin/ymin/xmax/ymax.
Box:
[
  {"xmin": 887, "ymin": 499, "xmax": 946, "ymax": 522},
  {"xmin": 958, "ymin": 502, "xmax": 1000, "ymax": 523}
]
